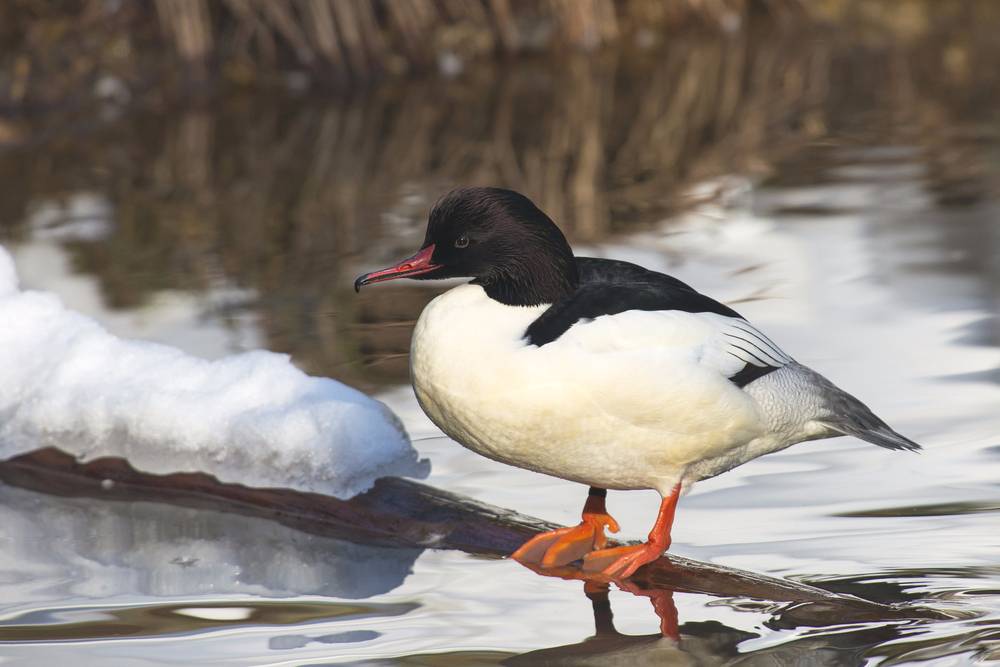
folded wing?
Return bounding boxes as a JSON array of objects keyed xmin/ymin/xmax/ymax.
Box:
[{"xmin": 525, "ymin": 257, "xmax": 792, "ymax": 388}]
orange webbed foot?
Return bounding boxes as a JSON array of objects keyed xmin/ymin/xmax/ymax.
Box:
[
  {"xmin": 512, "ymin": 510, "xmax": 620, "ymax": 568},
  {"xmin": 581, "ymin": 541, "xmax": 665, "ymax": 579}
]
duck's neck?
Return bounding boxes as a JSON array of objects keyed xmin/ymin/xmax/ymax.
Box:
[{"xmin": 476, "ymin": 254, "xmax": 579, "ymax": 307}]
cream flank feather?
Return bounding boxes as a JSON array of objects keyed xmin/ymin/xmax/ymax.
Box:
[{"xmin": 411, "ymin": 283, "xmax": 826, "ymax": 496}]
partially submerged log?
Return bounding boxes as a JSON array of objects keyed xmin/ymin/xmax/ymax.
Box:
[{"xmin": 0, "ymin": 448, "xmax": 948, "ymax": 627}]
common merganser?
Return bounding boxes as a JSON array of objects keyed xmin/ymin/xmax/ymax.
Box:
[{"xmin": 354, "ymin": 187, "xmax": 920, "ymax": 579}]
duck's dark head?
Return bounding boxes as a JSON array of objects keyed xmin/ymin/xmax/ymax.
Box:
[{"xmin": 354, "ymin": 187, "xmax": 578, "ymax": 306}]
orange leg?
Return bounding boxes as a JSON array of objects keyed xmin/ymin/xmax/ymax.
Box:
[
  {"xmin": 582, "ymin": 482, "xmax": 681, "ymax": 579},
  {"xmin": 512, "ymin": 488, "xmax": 620, "ymax": 568}
]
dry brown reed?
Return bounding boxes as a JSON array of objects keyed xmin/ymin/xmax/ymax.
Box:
[{"xmin": 1, "ymin": 0, "xmax": 805, "ymax": 109}]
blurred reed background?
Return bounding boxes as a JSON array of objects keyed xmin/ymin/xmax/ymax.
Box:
[
  {"xmin": 0, "ymin": 0, "xmax": 803, "ymax": 108},
  {"xmin": 0, "ymin": 0, "xmax": 997, "ymax": 389}
]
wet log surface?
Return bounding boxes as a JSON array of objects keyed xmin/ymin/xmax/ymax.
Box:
[{"xmin": 0, "ymin": 448, "xmax": 949, "ymax": 627}]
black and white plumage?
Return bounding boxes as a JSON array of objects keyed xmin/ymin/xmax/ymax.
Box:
[
  {"xmin": 355, "ymin": 186, "xmax": 919, "ymax": 502},
  {"xmin": 525, "ymin": 257, "xmax": 787, "ymax": 389}
]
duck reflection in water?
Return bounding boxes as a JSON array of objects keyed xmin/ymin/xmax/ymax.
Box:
[
  {"xmin": 510, "ymin": 559, "xmax": 944, "ymax": 666},
  {"xmin": 517, "ymin": 561, "xmax": 683, "ymax": 647},
  {"xmin": 509, "ymin": 562, "xmax": 765, "ymax": 666}
]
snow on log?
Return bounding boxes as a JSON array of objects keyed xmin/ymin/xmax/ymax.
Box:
[{"xmin": 0, "ymin": 245, "xmax": 428, "ymax": 499}]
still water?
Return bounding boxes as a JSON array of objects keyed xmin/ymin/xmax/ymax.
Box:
[{"xmin": 1, "ymin": 16, "xmax": 999, "ymax": 666}]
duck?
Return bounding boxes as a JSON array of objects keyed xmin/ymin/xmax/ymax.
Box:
[{"xmin": 354, "ymin": 187, "xmax": 920, "ymax": 579}]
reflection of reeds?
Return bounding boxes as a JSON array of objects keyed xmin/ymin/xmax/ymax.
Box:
[
  {"xmin": 3, "ymin": 6, "xmax": 1000, "ymax": 388},
  {"xmin": 0, "ymin": 28, "xmax": 828, "ymax": 387}
]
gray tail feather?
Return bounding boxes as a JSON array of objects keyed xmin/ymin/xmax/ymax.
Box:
[
  {"xmin": 822, "ymin": 393, "xmax": 921, "ymax": 452},
  {"xmin": 817, "ymin": 381, "xmax": 921, "ymax": 452},
  {"xmin": 827, "ymin": 421, "xmax": 922, "ymax": 452}
]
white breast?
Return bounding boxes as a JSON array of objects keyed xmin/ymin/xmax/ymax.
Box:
[{"xmin": 410, "ymin": 284, "xmax": 783, "ymax": 495}]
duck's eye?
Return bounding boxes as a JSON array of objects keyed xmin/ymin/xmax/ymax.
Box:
[{"xmin": 454, "ymin": 235, "xmax": 470, "ymax": 249}]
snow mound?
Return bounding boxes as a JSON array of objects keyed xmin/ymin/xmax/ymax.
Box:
[{"xmin": 0, "ymin": 245, "xmax": 428, "ymax": 498}]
